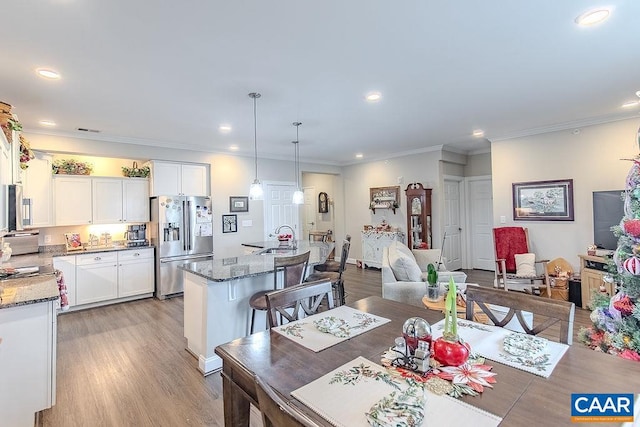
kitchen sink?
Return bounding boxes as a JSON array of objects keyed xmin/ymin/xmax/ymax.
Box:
[{"xmin": 258, "ymin": 247, "xmax": 296, "ymax": 255}]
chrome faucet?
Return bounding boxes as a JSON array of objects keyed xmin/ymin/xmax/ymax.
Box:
[{"xmin": 275, "ymin": 224, "xmax": 297, "ymax": 249}]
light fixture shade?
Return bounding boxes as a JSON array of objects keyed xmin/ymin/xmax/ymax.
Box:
[
  {"xmin": 250, "ymin": 179, "xmax": 264, "ymax": 200},
  {"xmin": 292, "ymin": 190, "xmax": 304, "ymax": 205}
]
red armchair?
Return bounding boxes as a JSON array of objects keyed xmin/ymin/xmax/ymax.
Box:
[{"xmin": 493, "ymin": 227, "xmax": 550, "ymax": 296}]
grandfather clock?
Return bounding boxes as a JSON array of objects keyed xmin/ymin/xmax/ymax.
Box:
[{"xmin": 405, "ymin": 183, "xmax": 432, "ymax": 249}]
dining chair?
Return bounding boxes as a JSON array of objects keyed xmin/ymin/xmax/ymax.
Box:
[
  {"xmin": 254, "ymin": 375, "xmax": 322, "ymax": 427},
  {"xmin": 313, "ymin": 234, "xmax": 351, "ymax": 273},
  {"xmin": 303, "ymin": 238, "xmax": 350, "ymax": 306},
  {"xmin": 265, "ymin": 279, "xmax": 335, "ymax": 328},
  {"xmin": 465, "ymin": 285, "xmax": 575, "ymax": 344},
  {"xmin": 249, "ymin": 251, "xmax": 310, "ymax": 334}
]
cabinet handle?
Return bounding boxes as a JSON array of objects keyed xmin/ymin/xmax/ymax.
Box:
[
  {"xmin": 134, "ymin": 253, "xmax": 140, "ymax": 256},
  {"xmin": 94, "ymin": 256, "xmax": 101, "ymax": 260}
]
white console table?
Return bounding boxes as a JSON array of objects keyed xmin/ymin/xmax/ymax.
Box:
[{"xmin": 361, "ymin": 230, "xmax": 405, "ymax": 268}]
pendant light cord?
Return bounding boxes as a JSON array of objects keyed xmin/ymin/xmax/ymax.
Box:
[{"xmin": 249, "ymin": 92, "xmax": 261, "ymax": 181}]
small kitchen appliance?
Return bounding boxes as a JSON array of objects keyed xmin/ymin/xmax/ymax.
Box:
[{"xmin": 125, "ymin": 224, "xmax": 148, "ymax": 247}]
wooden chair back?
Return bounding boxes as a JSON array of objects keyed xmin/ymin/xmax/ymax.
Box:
[
  {"xmin": 465, "ymin": 286, "xmax": 575, "ymax": 344},
  {"xmin": 255, "ymin": 375, "xmax": 322, "ymax": 427},
  {"xmin": 274, "ymin": 251, "xmax": 310, "ymax": 289},
  {"xmin": 336, "ymin": 239, "xmax": 351, "ymax": 279},
  {"xmin": 265, "ymin": 280, "xmax": 334, "ymax": 328}
]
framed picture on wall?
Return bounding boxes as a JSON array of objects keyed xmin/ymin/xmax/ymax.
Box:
[
  {"xmin": 229, "ymin": 196, "xmax": 249, "ymax": 213},
  {"xmin": 222, "ymin": 214, "xmax": 238, "ymax": 233},
  {"xmin": 512, "ymin": 179, "xmax": 574, "ymax": 221}
]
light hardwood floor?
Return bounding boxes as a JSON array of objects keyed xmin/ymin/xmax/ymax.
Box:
[{"xmin": 39, "ymin": 266, "xmax": 594, "ymax": 426}]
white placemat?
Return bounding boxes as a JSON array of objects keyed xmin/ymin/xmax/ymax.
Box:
[
  {"xmin": 272, "ymin": 306, "xmax": 391, "ymax": 352},
  {"xmin": 291, "ymin": 356, "xmax": 502, "ymax": 427},
  {"xmin": 431, "ymin": 319, "xmax": 569, "ymax": 378}
]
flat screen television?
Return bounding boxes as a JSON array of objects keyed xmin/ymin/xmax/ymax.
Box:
[{"xmin": 593, "ymin": 190, "xmax": 625, "ymax": 251}]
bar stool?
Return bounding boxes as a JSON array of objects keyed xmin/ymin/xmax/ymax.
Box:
[
  {"xmin": 304, "ymin": 239, "xmax": 350, "ymax": 306},
  {"xmin": 314, "ymin": 234, "xmax": 351, "ymax": 272},
  {"xmin": 248, "ymin": 251, "xmax": 310, "ymax": 334}
]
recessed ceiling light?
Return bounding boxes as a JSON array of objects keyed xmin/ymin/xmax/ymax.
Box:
[
  {"xmin": 229, "ymin": 145, "xmax": 239, "ymax": 151},
  {"xmin": 219, "ymin": 124, "xmax": 232, "ymax": 133},
  {"xmin": 636, "ymin": 90, "xmax": 640, "ymax": 98},
  {"xmin": 575, "ymin": 8, "xmax": 611, "ymax": 26},
  {"xmin": 622, "ymin": 101, "xmax": 639, "ymax": 108},
  {"xmin": 355, "ymin": 153, "xmax": 364, "ymax": 159},
  {"xmin": 39, "ymin": 120, "xmax": 56, "ymax": 127},
  {"xmin": 36, "ymin": 68, "xmax": 61, "ymax": 79},
  {"xmin": 472, "ymin": 129, "xmax": 485, "ymax": 138},
  {"xmin": 365, "ymin": 92, "xmax": 382, "ymax": 102}
]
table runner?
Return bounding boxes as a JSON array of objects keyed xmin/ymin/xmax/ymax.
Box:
[
  {"xmin": 291, "ymin": 356, "xmax": 502, "ymax": 427},
  {"xmin": 431, "ymin": 319, "xmax": 568, "ymax": 378},
  {"xmin": 272, "ymin": 306, "xmax": 391, "ymax": 352}
]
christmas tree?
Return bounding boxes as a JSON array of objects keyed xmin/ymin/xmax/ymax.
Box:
[{"xmin": 579, "ymin": 127, "xmax": 640, "ymax": 361}]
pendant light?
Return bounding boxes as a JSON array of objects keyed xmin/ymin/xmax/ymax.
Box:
[
  {"xmin": 292, "ymin": 121, "xmax": 304, "ymax": 205},
  {"xmin": 248, "ymin": 92, "xmax": 263, "ymax": 200}
]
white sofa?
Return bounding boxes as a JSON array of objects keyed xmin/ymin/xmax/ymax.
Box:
[{"xmin": 381, "ymin": 241, "xmax": 467, "ymax": 306}]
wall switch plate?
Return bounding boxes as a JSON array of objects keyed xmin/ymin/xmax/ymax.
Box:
[
  {"xmin": 44, "ymin": 235, "xmax": 52, "ymax": 244},
  {"xmin": 500, "ymin": 215, "xmax": 506, "ymax": 224}
]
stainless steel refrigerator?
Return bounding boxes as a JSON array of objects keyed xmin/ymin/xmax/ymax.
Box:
[{"xmin": 150, "ymin": 196, "xmax": 214, "ymax": 299}]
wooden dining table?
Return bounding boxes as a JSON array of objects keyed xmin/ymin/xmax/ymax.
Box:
[{"xmin": 214, "ymin": 296, "xmax": 640, "ymax": 426}]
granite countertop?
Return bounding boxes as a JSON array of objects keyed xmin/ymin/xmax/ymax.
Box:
[
  {"xmin": 3, "ymin": 244, "xmax": 156, "ymax": 269},
  {"xmin": 180, "ymin": 240, "xmax": 333, "ymax": 282},
  {"xmin": 0, "ymin": 273, "xmax": 59, "ymax": 309}
]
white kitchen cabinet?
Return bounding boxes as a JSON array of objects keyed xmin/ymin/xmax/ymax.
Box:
[
  {"xmin": 52, "ymin": 255, "xmax": 77, "ymax": 308},
  {"xmin": 361, "ymin": 230, "xmax": 405, "ymax": 268},
  {"xmin": 148, "ymin": 160, "xmax": 209, "ymax": 196},
  {"xmin": 22, "ymin": 151, "xmax": 54, "ymax": 227},
  {"xmin": 92, "ymin": 178, "xmax": 123, "ymax": 224},
  {"xmin": 54, "ymin": 176, "xmax": 93, "ymax": 226},
  {"xmin": 57, "ymin": 248, "xmax": 154, "ymax": 309},
  {"xmin": 122, "ymin": 178, "xmax": 150, "ymax": 222},
  {"xmin": 118, "ymin": 247, "xmax": 154, "ymax": 297},
  {"xmin": 76, "ymin": 252, "xmax": 118, "ymax": 305},
  {"xmin": 0, "ymin": 300, "xmax": 57, "ymax": 427},
  {"xmin": 92, "ymin": 177, "xmax": 150, "ymax": 224}
]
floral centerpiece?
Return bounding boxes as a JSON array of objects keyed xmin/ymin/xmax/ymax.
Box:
[
  {"xmin": 432, "ymin": 278, "xmax": 470, "ymax": 367},
  {"xmin": 52, "ymin": 159, "xmax": 93, "ymax": 175}
]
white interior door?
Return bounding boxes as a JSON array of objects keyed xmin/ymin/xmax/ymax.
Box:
[
  {"xmin": 264, "ymin": 182, "xmax": 299, "ymax": 240},
  {"xmin": 468, "ymin": 178, "xmax": 494, "ymax": 270},
  {"xmin": 443, "ymin": 179, "xmax": 463, "ymax": 270}
]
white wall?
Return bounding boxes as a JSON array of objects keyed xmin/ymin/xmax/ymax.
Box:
[
  {"xmin": 301, "ymin": 173, "xmax": 338, "ymax": 236},
  {"xmin": 341, "ymin": 149, "xmax": 445, "ymax": 262},
  {"xmin": 491, "ymin": 118, "xmax": 639, "ymax": 271},
  {"xmin": 465, "ymin": 152, "xmax": 491, "ymax": 177},
  {"xmin": 25, "ymin": 133, "xmax": 341, "ymax": 258}
]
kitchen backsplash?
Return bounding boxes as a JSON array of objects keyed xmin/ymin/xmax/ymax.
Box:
[{"xmin": 38, "ymin": 224, "xmax": 145, "ymax": 247}]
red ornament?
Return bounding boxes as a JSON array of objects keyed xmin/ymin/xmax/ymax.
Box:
[
  {"xmin": 432, "ymin": 337, "xmax": 470, "ymax": 367},
  {"xmin": 623, "ymin": 257, "xmax": 640, "ymax": 275},
  {"xmin": 613, "ymin": 295, "xmax": 635, "ymax": 316},
  {"xmin": 624, "ymin": 219, "xmax": 640, "ymax": 237}
]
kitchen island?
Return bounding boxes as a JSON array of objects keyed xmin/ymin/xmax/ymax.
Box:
[
  {"xmin": 180, "ymin": 240, "xmax": 333, "ymax": 375},
  {"xmin": 0, "ymin": 273, "xmax": 59, "ymax": 427}
]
